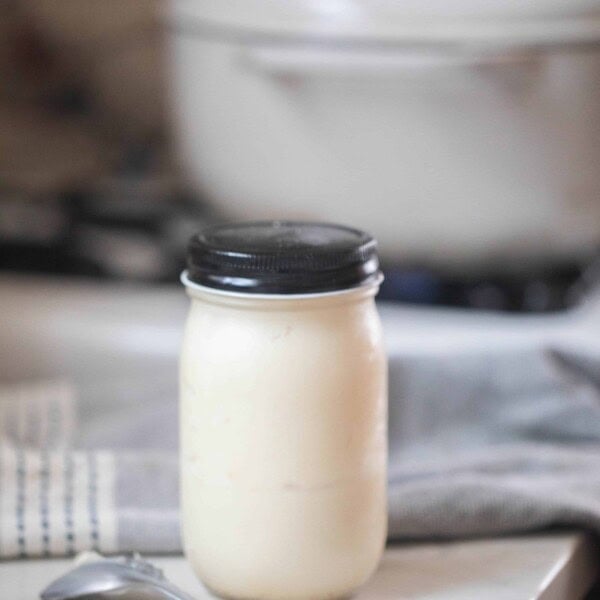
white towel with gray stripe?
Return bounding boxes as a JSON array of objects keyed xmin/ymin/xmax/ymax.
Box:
[
  {"xmin": 0, "ymin": 381, "xmax": 117, "ymax": 558},
  {"xmin": 1, "ymin": 306, "xmax": 600, "ymax": 557}
]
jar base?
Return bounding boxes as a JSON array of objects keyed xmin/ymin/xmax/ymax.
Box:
[{"xmin": 202, "ymin": 580, "xmax": 358, "ymax": 600}]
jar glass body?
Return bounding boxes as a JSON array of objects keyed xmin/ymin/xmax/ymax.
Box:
[{"xmin": 180, "ymin": 283, "xmax": 387, "ymax": 600}]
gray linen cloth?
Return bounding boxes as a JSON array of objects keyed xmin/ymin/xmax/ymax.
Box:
[{"xmin": 1, "ymin": 299, "xmax": 600, "ymax": 557}]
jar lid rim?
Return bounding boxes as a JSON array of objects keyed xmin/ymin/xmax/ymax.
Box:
[
  {"xmin": 185, "ymin": 221, "xmax": 381, "ymax": 295},
  {"xmin": 181, "ymin": 270, "xmax": 384, "ymax": 299}
]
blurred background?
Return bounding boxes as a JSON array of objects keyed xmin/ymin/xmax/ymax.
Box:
[
  {"xmin": 2, "ymin": 4, "xmax": 600, "ymax": 595},
  {"xmin": 2, "ymin": 0, "xmax": 600, "ymax": 311}
]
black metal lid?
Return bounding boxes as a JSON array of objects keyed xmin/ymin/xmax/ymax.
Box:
[{"xmin": 185, "ymin": 221, "xmax": 381, "ymax": 294}]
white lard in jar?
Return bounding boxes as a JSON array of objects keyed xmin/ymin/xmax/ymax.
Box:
[{"xmin": 180, "ymin": 221, "xmax": 387, "ymax": 600}]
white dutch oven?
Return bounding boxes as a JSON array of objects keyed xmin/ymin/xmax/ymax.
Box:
[{"xmin": 168, "ymin": 0, "xmax": 600, "ymax": 270}]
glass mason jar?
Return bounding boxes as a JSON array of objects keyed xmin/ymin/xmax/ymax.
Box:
[{"xmin": 180, "ymin": 221, "xmax": 387, "ymax": 600}]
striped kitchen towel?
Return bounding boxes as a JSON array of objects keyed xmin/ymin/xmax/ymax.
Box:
[
  {"xmin": 2, "ymin": 335, "xmax": 600, "ymax": 557},
  {"xmin": 0, "ymin": 377, "xmax": 180, "ymax": 558},
  {"xmin": 0, "ymin": 381, "xmax": 117, "ymax": 558}
]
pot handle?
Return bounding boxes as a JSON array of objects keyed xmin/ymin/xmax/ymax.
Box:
[{"xmin": 239, "ymin": 45, "xmax": 533, "ymax": 76}]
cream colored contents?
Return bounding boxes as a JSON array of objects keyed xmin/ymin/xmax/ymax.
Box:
[{"xmin": 180, "ymin": 285, "xmax": 387, "ymax": 600}]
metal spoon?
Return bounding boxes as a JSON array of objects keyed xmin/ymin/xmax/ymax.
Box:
[{"xmin": 41, "ymin": 553, "xmax": 197, "ymax": 600}]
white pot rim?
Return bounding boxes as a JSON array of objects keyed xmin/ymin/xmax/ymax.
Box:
[{"xmin": 169, "ymin": 0, "xmax": 600, "ymax": 47}]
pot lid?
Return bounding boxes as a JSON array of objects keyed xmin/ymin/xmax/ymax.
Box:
[{"xmin": 170, "ymin": 0, "xmax": 600, "ymax": 46}]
